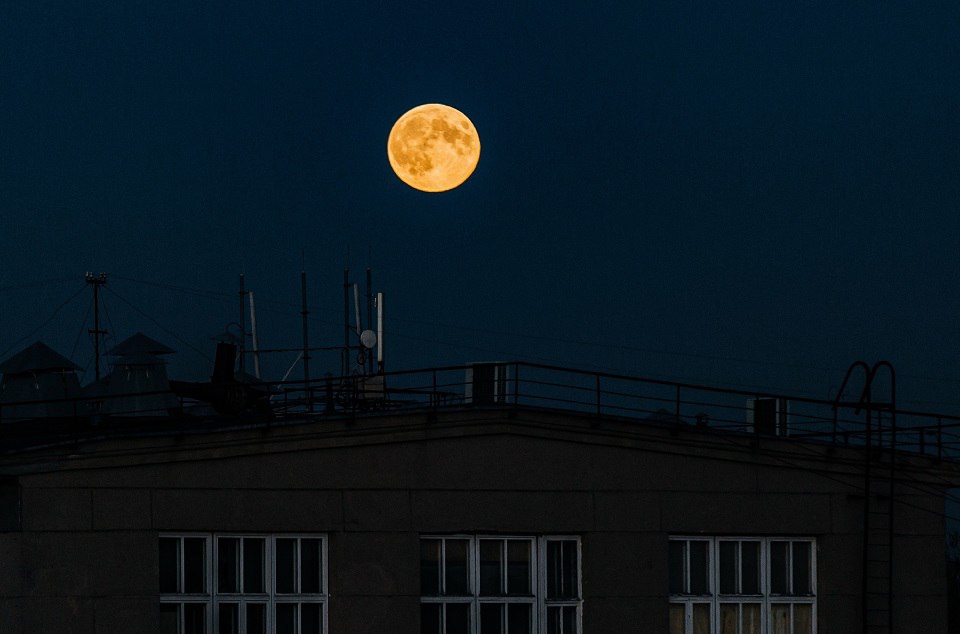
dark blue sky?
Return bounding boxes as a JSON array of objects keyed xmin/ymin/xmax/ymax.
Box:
[{"xmin": 1, "ymin": 1, "xmax": 959, "ymax": 411}]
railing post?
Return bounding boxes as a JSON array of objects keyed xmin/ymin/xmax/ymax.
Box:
[
  {"xmin": 675, "ymin": 386, "xmax": 681, "ymax": 423},
  {"xmin": 513, "ymin": 363, "xmax": 520, "ymax": 406},
  {"xmin": 324, "ymin": 375, "xmax": 334, "ymax": 414},
  {"xmin": 595, "ymin": 374, "xmax": 601, "ymax": 417},
  {"xmin": 938, "ymin": 417, "xmax": 943, "ymax": 461}
]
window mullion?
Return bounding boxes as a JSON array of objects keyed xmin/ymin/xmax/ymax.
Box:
[
  {"xmin": 474, "ymin": 538, "xmax": 481, "ymax": 634},
  {"xmin": 440, "ymin": 540, "xmax": 447, "ymax": 596}
]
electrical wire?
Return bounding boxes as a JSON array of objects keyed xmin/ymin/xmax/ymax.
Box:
[
  {"xmin": 106, "ymin": 276, "xmax": 960, "ymax": 408},
  {"xmin": 103, "ymin": 286, "xmax": 211, "ymax": 363},
  {"xmin": 0, "ymin": 285, "xmax": 88, "ymax": 359},
  {"xmin": 0, "ymin": 277, "xmax": 76, "ymax": 294}
]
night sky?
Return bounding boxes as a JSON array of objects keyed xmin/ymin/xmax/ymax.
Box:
[{"xmin": 1, "ymin": 2, "xmax": 959, "ymax": 413}]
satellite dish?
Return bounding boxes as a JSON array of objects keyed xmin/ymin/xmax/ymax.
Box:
[{"xmin": 360, "ymin": 329, "xmax": 377, "ymax": 349}]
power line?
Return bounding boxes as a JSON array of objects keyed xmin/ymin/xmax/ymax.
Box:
[
  {"xmin": 0, "ymin": 285, "xmax": 88, "ymax": 359},
  {"xmin": 104, "ymin": 286, "xmax": 211, "ymax": 363}
]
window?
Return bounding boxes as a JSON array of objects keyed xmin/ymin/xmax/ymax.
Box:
[
  {"xmin": 159, "ymin": 534, "xmax": 327, "ymax": 634},
  {"xmin": 420, "ymin": 535, "xmax": 581, "ymax": 634},
  {"xmin": 669, "ymin": 537, "xmax": 815, "ymax": 634}
]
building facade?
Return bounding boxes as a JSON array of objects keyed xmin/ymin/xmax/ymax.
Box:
[{"xmin": 1, "ymin": 364, "xmax": 958, "ymax": 633}]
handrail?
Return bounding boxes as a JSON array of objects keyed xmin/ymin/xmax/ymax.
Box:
[{"xmin": 1, "ymin": 361, "xmax": 958, "ymax": 462}]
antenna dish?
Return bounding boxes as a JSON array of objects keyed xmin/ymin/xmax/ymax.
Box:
[{"xmin": 360, "ymin": 330, "xmax": 377, "ymax": 350}]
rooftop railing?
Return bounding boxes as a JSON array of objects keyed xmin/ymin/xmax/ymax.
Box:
[{"xmin": 2, "ymin": 361, "xmax": 959, "ymax": 462}]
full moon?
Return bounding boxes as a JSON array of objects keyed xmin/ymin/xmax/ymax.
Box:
[{"xmin": 387, "ymin": 103, "xmax": 480, "ymax": 192}]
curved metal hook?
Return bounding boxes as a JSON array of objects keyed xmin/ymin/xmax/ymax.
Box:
[{"xmin": 834, "ymin": 360, "xmax": 872, "ymax": 414}]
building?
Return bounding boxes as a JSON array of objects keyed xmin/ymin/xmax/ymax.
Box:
[{"xmin": 1, "ymin": 355, "xmax": 958, "ymax": 634}]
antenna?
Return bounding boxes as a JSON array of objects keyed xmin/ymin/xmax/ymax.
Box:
[
  {"xmin": 376, "ymin": 292, "xmax": 384, "ymax": 373},
  {"xmin": 353, "ymin": 284, "xmax": 362, "ymax": 335},
  {"xmin": 343, "ymin": 268, "xmax": 350, "ymax": 376},
  {"xmin": 85, "ymin": 272, "xmax": 108, "ymax": 380},
  {"xmin": 301, "ymin": 270, "xmax": 311, "ymax": 412},
  {"xmin": 360, "ymin": 330, "xmax": 377, "ymax": 350},
  {"xmin": 366, "ymin": 268, "xmax": 373, "ymax": 374},
  {"xmin": 238, "ymin": 274, "xmax": 246, "ymax": 373},
  {"xmin": 248, "ymin": 291, "xmax": 261, "ymax": 379}
]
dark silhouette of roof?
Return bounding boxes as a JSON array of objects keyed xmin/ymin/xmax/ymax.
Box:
[
  {"xmin": 0, "ymin": 342, "xmax": 81, "ymax": 375},
  {"xmin": 107, "ymin": 333, "xmax": 175, "ymax": 357}
]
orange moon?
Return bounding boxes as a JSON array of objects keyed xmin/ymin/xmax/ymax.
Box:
[{"xmin": 387, "ymin": 104, "xmax": 480, "ymax": 192}]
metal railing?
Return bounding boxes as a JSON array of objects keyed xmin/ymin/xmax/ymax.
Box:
[{"xmin": 2, "ymin": 361, "xmax": 959, "ymax": 461}]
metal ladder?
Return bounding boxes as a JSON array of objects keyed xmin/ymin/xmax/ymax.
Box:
[{"xmin": 835, "ymin": 361, "xmax": 896, "ymax": 634}]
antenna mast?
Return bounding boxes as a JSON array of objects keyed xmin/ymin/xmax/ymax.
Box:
[
  {"xmin": 301, "ymin": 270, "xmax": 311, "ymax": 411},
  {"xmin": 85, "ymin": 272, "xmax": 108, "ymax": 381},
  {"xmin": 238, "ymin": 273, "xmax": 246, "ymax": 374},
  {"xmin": 366, "ymin": 268, "xmax": 373, "ymax": 374}
]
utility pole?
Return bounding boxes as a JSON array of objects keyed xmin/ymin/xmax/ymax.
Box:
[{"xmin": 85, "ymin": 272, "xmax": 108, "ymax": 381}]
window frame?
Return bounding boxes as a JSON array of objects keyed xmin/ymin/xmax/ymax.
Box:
[
  {"xmin": 159, "ymin": 533, "xmax": 328, "ymax": 634},
  {"xmin": 420, "ymin": 534, "xmax": 582, "ymax": 634},
  {"xmin": 669, "ymin": 536, "xmax": 816, "ymax": 634}
]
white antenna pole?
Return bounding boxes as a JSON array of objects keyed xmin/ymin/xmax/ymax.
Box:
[
  {"xmin": 353, "ymin": 284, "xmax": 362, "ymax": 335},
  {"xmin": 280, "ymin": 352, "xmax": 303, "ymax": 383},
  {"xmin": 376, "ymin": 292, "xmax": 384, "ymax": 372},
  {"xmin": 248, "ymin": 291, "xmax": 261, "ymax": 379}
]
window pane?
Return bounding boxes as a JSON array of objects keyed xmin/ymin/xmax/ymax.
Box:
[
  {"xmin": 692, "ymin": 603, "xmax": 710, "ymax": 634},
  {"xmin": 561, "ymin": 605, "xmax": 577, "ymax": 634},
  {"xmin": 742, "ymin": 603, "xmax": 761, "ymax": 634},
  {"xmin": 792, "ymin": 542, "xmax": 812, "ymax": 595},
  {"xmin": 218, "ymin": 603, "xmax": 238, "ymax": 634},
  {"xmin": 562, "ymin": 541, "xmax": 578, "ymax": 599},
  {"xmin": 218, "ymin": 538, "xmax": 240, "ymax": 594},
  {"xmin": 159, "ymin": 604, "xmax": 179, "ymax": 634},
  {"xmin": 720, "ymin": 603, "xmax": 737, "ymax": 634},
  {"xmin": 770, "ymin": 542, "xmax": 788, "ymax": 595},
  {"xmin": 445, "ymin": 540, "xmax": 470, "ymax": 595},
  {"xmin": 301, "ymin": 603, "xmax": 322, "ymax": 634},
  {"xmin": 421, "ymin": 603, "xmax": 442, "ymax": 634},
  {"xmin": 276, "ymin": 539, "xmax": 297, "ymax": 594},
  {"xmin": 184, "ymin": 539, "xmax": 206, "ymax": 594},
  {"xmin": 741, "ymin": 542, "xmax": 760, "ymax": 594},
  {"xmin": 243, "ymin": 539, "xmax": 265, "ymax": 594},
  {"xmin": 184, "ymin": 603, "xmax": 206, "ymax": 634},
  {"xmin": 301, "ymin": 539, "xmax": 322, "ymax": 594},
  {"xmin": 507, "ymin": 540, "xmax": 531, "ymax": 595},
  {"xmin": 546, "ymin": 606, "xmax": 561, "ymax": 634},
  {"xmin": 480, "ymin": 603, "xmax": 504, "ymax": 634},
  {"xmin": 668, "ymin": 604, "xmax": 684, "ymax": 634},
  {"xmin": 276, "ymin": 603, "xmax": 296, "ymax": 634},
  {"xmin": 719, "ymin": 543, "xmax": 736, "ymax": 594},
  {"xmin": 771, "ymin": 604, "xmax": 790, "ymax": 634},
  {"xmin": 669, "ymin": 541, "xmax": 685, "ymax": 594},
  {"xmin": 508, "ymin": 603, "xmax": 531, "ymax": 634},
  {"xmin": 446, "ymin": 603, "xmax": 471, "ymax": 634},
  {"xmin": 547, "ymin": 541, "xmax": 562, "ymax": 598},
  {"xmin": 246, "ymin": 604, "xmax": 266, "ymax": 634},
  {"xmin": 421, "ymin": 540, "xmax": 441, "ymax": 595},
  {"xmin": 689, "ymin": 541, "xmax": 709, "ymax": 595},
  {"xmin": 159, "ymin": 538, "xmax": 180, "ymax": 593},
  {"xmin": 794, "ymin": 604, "xmax": 813, "ymax": 634},
  {"xmin": 480, "ymin": 540, "xmax": 503, "ymax": 595},
  {"xmin": 547, "ymin": 540, "xmax": 578, "ymax": 599}
]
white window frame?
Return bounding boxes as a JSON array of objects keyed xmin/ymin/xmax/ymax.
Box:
[
  {"xmin": 159, "ymin": 533, "xmax": 328, "ymax": 634},
  {"xmin": 420, "ymin": 535, "xmax": 582, "ymax": 634},
  {"xmin": 669, "ymin": 536, "xmax": 816, "ymax": 634}
]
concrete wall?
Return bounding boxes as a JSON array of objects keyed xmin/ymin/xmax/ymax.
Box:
[{"xmin": 0, "ymin": 408, "xmax": 954, "ymax": 633}]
